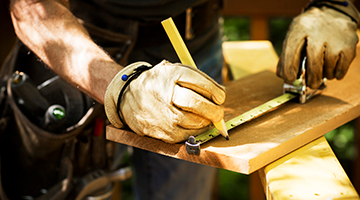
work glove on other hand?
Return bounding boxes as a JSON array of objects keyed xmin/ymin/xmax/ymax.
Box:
[
  {"xmin": 104, "ymin": 60, "xmax": 226, "ymax": 143},
  {"xmin": 277, "ymin": 0, "xmax": 360, "ymax": 89}
]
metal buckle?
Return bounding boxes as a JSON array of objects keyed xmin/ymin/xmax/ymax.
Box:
[{"xmin": 185, "ymin": 8, "xmax": 194, "ymax": 40}]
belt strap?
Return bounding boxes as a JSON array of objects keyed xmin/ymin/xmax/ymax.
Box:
[{"xmin": 136, "ymin": 0, "xmax": 222, "ymax": 48}]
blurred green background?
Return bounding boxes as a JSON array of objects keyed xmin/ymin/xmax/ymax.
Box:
[
  {"xmin": 120, "ymin": 17, "xmax": 358, "ymax": 200},
  {"xmin": 219, "ymin": 16, "xmax": 358, "ymax": 200}
]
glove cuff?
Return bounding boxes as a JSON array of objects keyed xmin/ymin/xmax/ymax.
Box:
[
  {"xmin": 303, "ymin": 0, "xmax": 360, "ymax": 25},
  {"xmin": 104, "ymin": 61, "xmax": 152, "ymax": 128}
]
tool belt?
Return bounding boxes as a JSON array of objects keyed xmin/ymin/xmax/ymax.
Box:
[
  {"xmin": 136, "ymin": 0, "xmax": 222, "ymax": 48},
  {"xmin": 0, "ymin": 31, "xmax": 133, "ymax": 200},
  {"xmin": 72, "ymin": 0, "xmax": 222, "ymax": 65},
  {"xmin": 0, "ymin": 40, "xmax": 127, "ymax": 200}
]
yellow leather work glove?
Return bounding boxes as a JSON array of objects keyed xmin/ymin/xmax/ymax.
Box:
[
  {"xmin": 277, "ymin": 0, "xmax": 360, "ymax": 89},
  {"xmin": 104, "ymin": 60, "xmax": 226, "ymax": 143}
]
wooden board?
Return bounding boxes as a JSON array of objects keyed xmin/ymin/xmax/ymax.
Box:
[
  {"xmin": 222, "ymin": 41, "xmax": 279, "ymax": 80},
  {"xmin": 259, "ymin": 136, "xmax": 359, "ymax": 200},
  {"xmin": 107, "ymin": 46, "xmax": 360, "ymax": 174}
]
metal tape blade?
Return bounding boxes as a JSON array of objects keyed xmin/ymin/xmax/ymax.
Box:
[{"xmin": 194, "ymin": 93, "xmax": 298, "ymax": 144}]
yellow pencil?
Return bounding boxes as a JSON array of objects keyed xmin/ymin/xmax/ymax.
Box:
[{"xmin": 161, "ymin": 17, "xmax": 229, "ymax": 140}]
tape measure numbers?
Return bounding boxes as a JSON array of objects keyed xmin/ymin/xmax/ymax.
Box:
[
  {"xmin": 185, "ymin": 93, "xmax": 298, "ymax": 154},
  {"xmin": 195, "ymin": 92, "xmax": 297, "ymax": 144}
]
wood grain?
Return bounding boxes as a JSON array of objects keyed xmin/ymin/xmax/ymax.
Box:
[
  {"xmin": 259, "ymin": 137, "xmax": 359, "ymax": 200},
  {"xmin": 107, "ymin": 46, "xmax": 360, "ymax": 174}
]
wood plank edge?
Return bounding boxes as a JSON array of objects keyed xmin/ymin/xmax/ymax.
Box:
[{"xmin": 247, "ymin": 101, "xmax": 360, "ymax": 174}]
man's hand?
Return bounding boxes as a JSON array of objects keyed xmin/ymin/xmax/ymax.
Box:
[
  {"xmin": 105, "ymin": 60, "xmax": 226, "ymax": 143},
  {"xmin": 277, "ymin": 5, "xmax": 359, "ymax": 89}
]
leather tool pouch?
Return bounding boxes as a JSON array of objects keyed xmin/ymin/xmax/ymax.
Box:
[
  {"xmin": 0, "ymin": 15, "xmax": 137, "ymax": 198},
  {"xmin": 0, "ymin": 40, "xmax": 107, "ymax": 199}
]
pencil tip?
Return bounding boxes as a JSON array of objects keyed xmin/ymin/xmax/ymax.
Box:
[{"xmin": 213, "ymin": 119, "xmax": 229, "ymax": 140}]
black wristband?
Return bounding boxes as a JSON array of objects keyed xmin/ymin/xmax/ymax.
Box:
[
  {"xmin": 304, "ymin": 0, "xmax": 358, "ymax": 24},
  {"xmin": 306, "ymin": 0, "xmax": 349, "ymax": 7},
  {"xmin": 116, "ymin": 65, "xmax": 154, "ymax": 125}
]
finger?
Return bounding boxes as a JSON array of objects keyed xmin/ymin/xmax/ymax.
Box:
[
  {"xmin": 172, "ymin": 85, "xmax": 224, "ymax": 123},
  {"xmin": 175, "ymin": 65, "xmax": 226, "ymax": 105},
  {"xmin": 277, "ymin": 34, "xmax": 306, "ymax": 84},
  {"xmin": 306, "ymin": 39, "xmax": 325, "ymax": 89},
  {"xmin": 323, "ymin": 46, "xmax": 339, "ymax": 80},
  {"xmin": 333, "ymin": 31, "xmax": 357, "ymax": 80},
  {"xmin": 175, "ymin": 111, "xmax": 211, "ymax": 129},
  {"xmin": 334, "ymin": 50, "xmax": 356, "ymax": 80}
]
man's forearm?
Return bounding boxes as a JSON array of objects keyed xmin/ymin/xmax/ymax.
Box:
[{"xmin": 10, "ymin": 0, "xmax": 123, "ymax": 104}]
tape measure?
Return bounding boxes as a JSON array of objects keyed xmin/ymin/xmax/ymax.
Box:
[
  {"xmin": 194, "ymin": 92, "xmax": 297, "ymax": 144},
  {"xmin": 185, "ymin": 56, "xmax": 326, "ymax": 155}
]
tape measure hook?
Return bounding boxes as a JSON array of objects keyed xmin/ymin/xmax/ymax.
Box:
[
  {"xmin": 283, "ymin": 56, "xmax": 326, "ymax": 104},
  {"xmin": 185, "ymin": 136, "xmax": 200, "ymax": 155}
]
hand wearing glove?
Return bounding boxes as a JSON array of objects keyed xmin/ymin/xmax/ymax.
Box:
[
  {"xmin": 104, "ymin": 60, "xmax": 226, "ymax": 143},
  {"xmin": 277, "ymin": 0, "xmax": 360, "ymax": 89}
]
